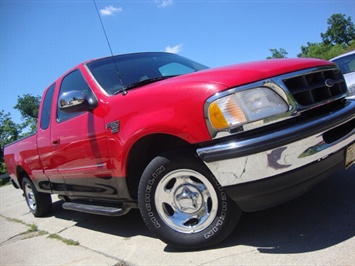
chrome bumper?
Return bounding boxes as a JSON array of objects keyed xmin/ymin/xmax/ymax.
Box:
[{"xmin": 197, "ymin": 101, "xmax": 355, "ymax": 187}]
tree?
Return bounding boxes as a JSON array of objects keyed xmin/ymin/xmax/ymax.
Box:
[
  {"xmin": 0, "ymin": 111, "xmax": 20, "ymax": 174},
  {"xmin": 0, "ymin": 94, "xmax": 40, "ymax": 174},
  {"xmin": 298, "ymin": 14, "xmax": 355, "ymax": 59},
  {"xmin": 321, "ymin": 14, "xmax": 355, "ymax": 45},
  {"xmin": 14, "ymin": 94, "xmax": 41, "ymax": 134},
  {"xmin": 298, "ymin": 41, "xmax": 355, "ymax": 60},
  {"xmin": 267, "ymin": 48, "xmax": 288, "ymax": 59}
]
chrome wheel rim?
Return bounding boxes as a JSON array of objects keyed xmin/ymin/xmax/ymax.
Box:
[
  {"xmin": 155, "ymin": 169, "xmax": 218, "ymax": 233},
  {"xmin": 24, "ymin": 183, "xmax": 36, "ymax": 211}
]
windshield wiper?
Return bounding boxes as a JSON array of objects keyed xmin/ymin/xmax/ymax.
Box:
[
  {"xmin": 113, "ymin": 75, "xmax": 177, "ymax": 95},
  {"xmin": 125, "ymin": 76, "xmax": 177, "ymax": 90}
]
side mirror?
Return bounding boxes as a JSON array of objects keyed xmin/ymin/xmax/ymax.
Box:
[{"xmin": 59, "ymin": 91, "xmax": 98, "ymax": 113}]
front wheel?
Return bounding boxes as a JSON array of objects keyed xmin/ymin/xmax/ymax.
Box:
[
  {"xmin": 22, "ymin": 177, "xmax": 52, "ymax": 217},
  {"xmin": 138, "ymin": 152, "xmax": 241, "ymax": 250}
]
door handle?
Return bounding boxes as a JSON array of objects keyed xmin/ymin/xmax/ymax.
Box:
[{"xmin": 52, "ymin": 138, "xmax": 60, "ymax": 146}]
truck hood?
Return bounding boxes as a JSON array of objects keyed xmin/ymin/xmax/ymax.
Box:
[{"xmin": 164, "ymin": 58, "xmax": 334, "ymax": 88}]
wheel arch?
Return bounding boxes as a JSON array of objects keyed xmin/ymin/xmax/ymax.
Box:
[
  {"xmin": 14, "ymin": 165, "xmax": 29, "ymax": 189},
  {"xmin": 126, "ymin": 133, "xmax": 196, "ymax": 199}
]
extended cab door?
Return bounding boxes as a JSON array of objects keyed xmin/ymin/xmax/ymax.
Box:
[
  {"xmin": 36, "ymin": 82, "xmax": 66, "ymax": 194},
  {"xmin": 50, "ymin": 69, "xmax": 117, "ymax": 199}
]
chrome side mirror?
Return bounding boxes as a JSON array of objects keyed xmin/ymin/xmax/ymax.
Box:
[{"xmin": 59, "ymin": 91, "xmax": 97, "ymax": 113}]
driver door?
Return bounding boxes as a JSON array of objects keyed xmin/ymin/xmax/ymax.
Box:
[{"xmin": 50, "ymin": 69, "xmax": 117, "ymax": 199}]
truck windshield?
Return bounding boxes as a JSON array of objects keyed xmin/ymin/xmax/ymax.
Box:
[{"xmin": 86, "ymin": 52, "xmax": 209, "ymax": 95}]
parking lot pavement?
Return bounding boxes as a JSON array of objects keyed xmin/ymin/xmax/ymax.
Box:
[{"xmin": 0, "ymin": 166, "xmax": 354, "ymax": 266}]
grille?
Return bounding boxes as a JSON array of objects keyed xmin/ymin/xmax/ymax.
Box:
[{"xmin": 283, "ymin": 68, "xmax": 347, "ymax": 106}]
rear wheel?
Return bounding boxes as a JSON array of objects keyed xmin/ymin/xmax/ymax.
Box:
[
  {"xmin": 138, "ymin": 152, "xmax": 241, "ymax": 250},
  {"xmin": 22, "ymin": 177, "xmax": 52, "ymax": 217}
]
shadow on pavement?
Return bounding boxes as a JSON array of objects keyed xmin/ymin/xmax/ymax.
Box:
[
  {"xmin": 50, "ymin": 201, "xmax": 153, "ymax": 239},
  {"xmin": 47, "ymin": 167, "xmax": 354, "ymax": 253},
  {"xmin": 222, "ymin": 167, "xmax": 355, "ymax": 253}
]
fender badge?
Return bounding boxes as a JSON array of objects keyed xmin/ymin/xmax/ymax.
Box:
[
  {"xmin": 106, "ymin": 121, "xmax": 120, "ymax": 134},
  {"xmin": 324, "ymin": 78, "xmax": 335, "ymax": 88}
]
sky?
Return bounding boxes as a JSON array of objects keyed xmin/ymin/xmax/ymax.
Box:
[{"xmin": 0, "ymin": 0, "xmax": 354, "ymax": 124}]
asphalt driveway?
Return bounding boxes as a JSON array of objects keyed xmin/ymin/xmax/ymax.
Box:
[{"xmin": 1, "ymin": 166, "xmax": 354, "ymax": 265}]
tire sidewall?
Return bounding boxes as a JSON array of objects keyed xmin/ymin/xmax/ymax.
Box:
[
  {"xmin": 22, "ymin": 177, "xmax": 52, "ymax": 217},
  {"xmin": 138, "ymin": 154, "xmax": 239, "ymax": 249},
  {"xmin": 22, "ymin": 177, "xmax": 37, "ymax": 215}
]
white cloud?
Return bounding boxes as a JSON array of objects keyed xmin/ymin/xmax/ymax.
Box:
[
  {"xmin": 155, "ymin": 0, "xmax": 174, "ymax": 8},
  {"xmin": 165, "ymin": 44, "xmax": 183, "ymax": 54},
  {"xmin": 100, "ymin": 5, "xmax": 122, "ymax": 16}
]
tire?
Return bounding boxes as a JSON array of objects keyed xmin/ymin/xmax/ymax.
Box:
[
  {"xmin": 138, "ymin": 152, "xmax": 242, "ymax": 250},
  {"xmin": 22, "ymin": 177, "xmax": 52, "ymax": 217}
]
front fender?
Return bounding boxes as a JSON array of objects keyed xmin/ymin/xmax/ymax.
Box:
[{"xmin": 104, "ymin": 81, "xmax": 224, "ymax": 176}]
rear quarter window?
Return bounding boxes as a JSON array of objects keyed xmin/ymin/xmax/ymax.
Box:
[{"xmin": 40, "ymin": 83, "xmax": 56, "ymax": 130}]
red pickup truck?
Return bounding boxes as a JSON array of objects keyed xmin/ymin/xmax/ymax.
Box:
[{"xmin": 4, "ymin": 52, "xmax": 355, "ymax": 249}]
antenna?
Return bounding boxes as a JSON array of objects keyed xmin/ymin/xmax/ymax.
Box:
[{"xmin": 93, "ymin": 0, "xmax": 127, "ymax": 95}]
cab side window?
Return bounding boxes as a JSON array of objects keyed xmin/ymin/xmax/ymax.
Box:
[
  {"xmin": 57, "ymin": 70, "xmax": 92, "ymax": 122},
  {"xmin": 40, "ymin": 83, "xmax": 56, "ymax": 130}
]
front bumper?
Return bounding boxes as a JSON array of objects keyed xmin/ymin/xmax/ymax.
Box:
[{"xmin": 197, "ymin": 100, "xmax": 355, "ymax": 210}]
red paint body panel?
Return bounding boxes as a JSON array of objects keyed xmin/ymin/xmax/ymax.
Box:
[
  {"xmin": 4, "ymin": 54, "xmax": 334, "ymax": 199},
  {"xmin": 103, "ymin": 81, "xmax": 225, "ymax": 176},
  {"xmin": 177, "ymin": 58, "xmax": 334, "ymax": 88},
  {"xmin": 4, "ymin": 134, "xmax": 42, "ymax": 188}
]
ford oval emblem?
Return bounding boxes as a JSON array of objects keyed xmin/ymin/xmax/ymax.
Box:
[{"xmin": 325, "ymin": 78, "xmax": 335, "ymax": 88}]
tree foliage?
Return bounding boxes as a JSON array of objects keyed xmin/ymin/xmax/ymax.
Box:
[
  {"xmin": 0, "ymin": 94, "xmax": 40, "ymax": 174},
  {"xmin": 297, "ymin": 14, "xmax": 355, "ymax": 59},
  {"xmin": 321, "ymin": 14, "xmax": 355, "ymax": 46},
  {"xmin": 0, "ymin": 111, "xmax": 19, "ymax": 145},
  {"xmin": 0, "ymin": 111, "xmax": 21, "ymax": 174},
  {"xmin": 14, "ymin": 94, "xmax": 41, "ymax": 134},
  {"xmin": 298, "ymin": 42, "xmax": 355, "ymax": 60},
  {"xmin": 268, "ymin": 14, "xmax": 355, "ymax": 60},
  {"xmin": 267, "ymin": 48, "xmax": 288, "ymax": 59}
]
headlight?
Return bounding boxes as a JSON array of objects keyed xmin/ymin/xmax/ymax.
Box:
[{"xmin": 208, "ymin": 87, "xmax": 288, "ymax": 131}]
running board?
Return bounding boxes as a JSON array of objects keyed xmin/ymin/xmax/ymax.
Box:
[{"xmin": 62, "ymin": 202, "xmax": 134, "ymax": 216}]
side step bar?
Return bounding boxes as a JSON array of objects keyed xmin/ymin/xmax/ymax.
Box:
[{"xmin": 62, "ymin": 202, "xmax": 136, "ymax": 217}]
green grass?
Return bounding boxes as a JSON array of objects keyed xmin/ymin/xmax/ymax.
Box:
[
  {"xmin": 1, "ymin": 215, "xmax": 79, "ymax": 245},
  {"xmin": 3, "ymin": 216, "xmax": 27, "ymax": 225},
  {"xmin": 1, "ymin": 214, "xmax": 134, "ymax": 265},
  {"xmin": 48, "ymin": 234, "xmax": 80, "ymax": 246},
  {"xmin": 28, "ymin": 223, "xmax": 38, "ymax": 232}
]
